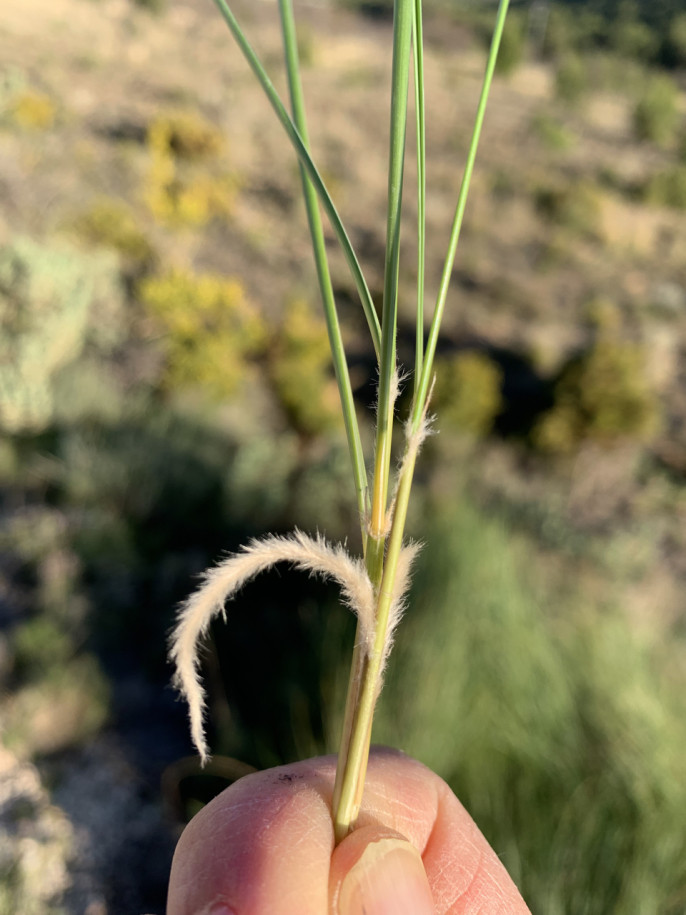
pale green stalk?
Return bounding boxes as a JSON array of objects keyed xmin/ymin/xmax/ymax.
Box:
[
  {"xmin": 333, "ymin": 0, "xmax": 510, "ymax": 841},
  {"xmin": 413, "ymin": 0, "xmax": 426, "ymax": 396},
  {"xmin": 368, "ymin": 0, "xmax": 414, "ymax": 549},
  {"xmin": 210, "ymin": 0, "xmax": 381, "ymax": 358},
  {"xmin": 278, "ymin": 3, "xmax": 370, "ymax": 783},
  {"xmin": 413, "ymin": 0, "xmax": 510, "ymax": 424},
  {"xmin": 278, "ymin": 0, "xmax": 369, "ymax": 543},
  {"xmin": 333, "ymin": 0, "xmax": 414, "ymax": 842}
]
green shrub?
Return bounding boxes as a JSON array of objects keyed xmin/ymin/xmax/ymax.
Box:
[
  {"xmin": 270, "ymin": 298, "xmax": 341, "ymax": 436},
  {"xmin": 540, "ymin": 6, "xmax": 605, "ymax": 58},
  {"xmin": 71, "ymin": 198, "xmax": 156, "ymax": 269},
  {"xmin": 534, "ymin": 180, "xmax": 601, "ymax": 237},
  {"xmin": 531, "ymin": 112, "xmax": 575, "ymax": 151},
  {"xmin": 633, "ymin": 75, "xmax": 680, "ymax": 148},
  {"xmin": 139, "ymin": 268, "xmax": 267, "ymax": 398},
  {"xmin": 534, "ymin": 339, "xmax": 661, "ymax": 453},
  {"xmin": 432, "ymin": 351, "xmax": 502, "ymax": 437},
  {"xmin": 0, "ymin": 237, "xmax": 125, "ymax": 433},
  {"xmin": 494, "ymin": 15, "xmax": 525, "ymax": 76},
  {"xmin": 12, "ymin": 618, "xmax": 74, "ymax": 680},
  {"xmin": 555, "ymin": 54, "xmax": 589, "ymax": 107},
  {"xmin": 609, "ymin": 10, "xmax": 659, "ymax": 60},
  {"xmin": 643, "ymin": 165, "xmax": 686, "ymax": 210}
]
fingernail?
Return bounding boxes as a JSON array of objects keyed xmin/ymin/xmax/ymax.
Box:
[
  {"xmin": 338, "ymin": 837, "xmax": 435, "ymax": 915},
  {"xmin": 197, "ymin": 902, "xmax": 237, "ymax": 915}
]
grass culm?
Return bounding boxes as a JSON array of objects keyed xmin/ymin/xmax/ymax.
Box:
[{"xmin": 170, "ymin": 0, "xmax": 510, "ymax": 841}]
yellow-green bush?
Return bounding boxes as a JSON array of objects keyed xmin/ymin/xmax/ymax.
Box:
[
  {"xmin": 9, "ymin": 90, "xmax": 55, "ymax": 130},
  {"xmin": 148, "ymin": 110, "xmax": 224, "ymax": 161},
  {"xmin": 144, "ymin": 110, "xmax": 234, "ymax": 228},
  {"xmin": 534, "ymin": 339, "xmax": 661, "ymax": 453},
  {"xmin": 72, "ymin": 198, "xmax": 156, "ymax": 268},
  {"xmin": 147, "ymin": 172, "xmax": 235, "ymax": 227},
  {"xmin": 432, "ymin": 351, "xmax": 502, "ymax": 437},
  {"xmin": 270, "ymin": 299, "xmax": 341, "ymax": 436},
  {"xmin": 139, "ymin": 268, "xmax": 267, "ymax": 398}
]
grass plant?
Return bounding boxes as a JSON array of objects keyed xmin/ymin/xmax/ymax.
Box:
[
  {"xmin": 170, "ymin": 0, "xmax": 510, "ymax": 842},
  {"xmin": 371, "ymin": 501, "xmax": 686, "ymax": 914}
]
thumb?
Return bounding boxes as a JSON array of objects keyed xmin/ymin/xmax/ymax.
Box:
[{"xmin": 330, "ymin": 826, "xmax": 435, "ymax": 915}]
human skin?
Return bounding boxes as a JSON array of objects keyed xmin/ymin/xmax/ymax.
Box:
[{"xmin": 167, "ymin": 747, "xmax": 530, "ymax": 914}]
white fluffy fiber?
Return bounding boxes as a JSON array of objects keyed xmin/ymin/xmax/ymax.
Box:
[{"xmin": 170, "ymin": 529, "xmax": 419, "ymax": 764}]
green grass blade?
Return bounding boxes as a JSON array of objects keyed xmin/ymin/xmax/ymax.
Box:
[
  {"xmin": 413, "ymin": 0, "xmax": 426, "ymax": 398},
  {"xmin": 278, "ymin": 0, "xmax": 369, "ymax": 541},
  {"xmin": 412, "ymin": 0, "xmax": 510, "ymax": 426},
  {"xmin": 210, "ymin": 0, "xmax": 381, "ymax": 358},
  {"xmin": 369, "ymin": 0, "xmax": 414, "ymax": 542}
]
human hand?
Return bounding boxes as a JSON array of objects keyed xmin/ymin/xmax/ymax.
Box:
[{"xmin": 167, "ymin": 747, "xmax": 530, "ymax": 914}]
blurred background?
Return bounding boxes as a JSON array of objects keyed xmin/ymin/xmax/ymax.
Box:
[{"xmin": 1, "ymin": 0, "xmax": 686, "ymax": 911}]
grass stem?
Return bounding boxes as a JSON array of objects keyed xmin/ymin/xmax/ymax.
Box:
[
  {"xmin": 369, "ymin": 0, "xmax": 414, "ymax": 546},
  {"xmin": 211, "ymin": 0, "xmax": 382, "ymax": 358},
  {"xmin": 332, "ymin": 0, "xmax": 509, "ymax": 841},
  {"xmin": 333, "ymin": 0, "xmax": 414, "ymax": 841},
  {"xmin": 278, "ymin": 0, "xmax": 369, "ymax": 544},
  {"xmin": 413, "ymin": 0, "xmax": 426, "ymax": 397},
  {"xmin": 413, "ymin": 0, "xmax": 510, "ymax": 424}
]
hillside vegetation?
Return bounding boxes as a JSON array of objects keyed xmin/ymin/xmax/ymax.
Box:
[{"xmin": 0, "ymin": 0, "xmax": 685, "ymax": 912}]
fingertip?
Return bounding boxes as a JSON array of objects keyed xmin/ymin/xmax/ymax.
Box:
[{"xmin": 331, "ymin": 826, "xmax": 435, "ymax": 915}]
